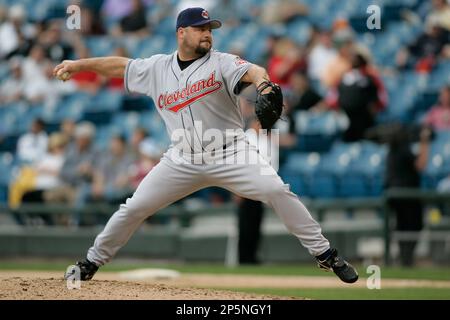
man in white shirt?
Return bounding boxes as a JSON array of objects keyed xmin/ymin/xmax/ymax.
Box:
[{"xmin": 16, "ymin": 118, "xmax": 48, "ymax": 164}]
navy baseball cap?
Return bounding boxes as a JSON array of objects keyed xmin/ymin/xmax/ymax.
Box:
[{"xmin": 176, "ymin": 7, "xmax": 222, "ymax": 31}]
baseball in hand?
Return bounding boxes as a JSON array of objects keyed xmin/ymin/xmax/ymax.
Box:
[{"xmin": 58, "ymin": 71, "xmax": 70, "ymax": 81}]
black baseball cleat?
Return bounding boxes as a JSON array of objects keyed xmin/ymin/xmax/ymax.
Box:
[
  {"xmin": 316, "ymin": 248, "xmax": 359, "ymax": 284},
  {"xmin": 64, "ymin": 259, "xmax": 99, "ymax": 281}
]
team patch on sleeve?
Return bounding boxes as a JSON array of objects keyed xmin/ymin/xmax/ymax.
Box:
[{"xmin": 235, "ymin": 56, "xmax": 248, "ymax": 66}]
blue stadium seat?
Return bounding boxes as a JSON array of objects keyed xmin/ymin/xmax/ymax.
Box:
[
  {"xmin": 81, "ymin": 110, "xmax": 113, "ymax": 126},
  {"xmin": 87, "ymin": 90, "xmax": 123, "ymax": 112},
  {"xmin": 338, "ymin": 172, "xmax": 370, "ymax": 198},
  {"xmin": 84, "ymin": 37, "xmax": 115, "ymax": 57},
  {"xmin": 309, "ymin": 172, "xmax": 337, "ymax": 198},
  {"xmin": 283, "ymin": 152, "xmax": 321, "ymax": 174},
  {"xmin": 278, "ymin": 169, "xmax": 309, "ymax": 197},
  {"xmin": 122, "ymin": 95, "xmax": 154, "ymax": 112}
]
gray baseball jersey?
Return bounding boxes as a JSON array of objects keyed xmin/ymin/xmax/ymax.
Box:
[
  {"xmin": 86, "ymin": 49, "xmax": 330, "ymax": 266},
  {"xmin": 124, "ymin": 49, "xmax": 249, "ymax": 152}
]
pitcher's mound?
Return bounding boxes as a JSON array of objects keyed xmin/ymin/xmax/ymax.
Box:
[{"xmin": 0, "ymin": 274, "xmax": 299, "ymax": 300}]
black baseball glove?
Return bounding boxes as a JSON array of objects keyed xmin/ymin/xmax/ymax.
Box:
[{"xmin": 255, "ymin": 81, "xmax": 284, "ymax": 130}]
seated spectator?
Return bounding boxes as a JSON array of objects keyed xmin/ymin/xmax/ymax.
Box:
[
  {"xmin": 112, "ymin": 0, "xmax": 151, "ymax": 37},
  {"xmin": 17, "ymin": 118, "xmax": 48, "ymax": 164},
  {"xmin": 396, "ymin": 20, "xmax": 448, "ymax": 73},
  {"xmin": 307, "ymin": 29, "xmax": 337, "ymax": 83},
  {"xmin": 425, "ymin": 0, "xmax": 450, "ymax": 33},
  {"xmin": 102, "ymin": 0, "xmax": 136, "ymax": 21},
  {"xmin": 90, "ymin": 134, "xmax": 134, "ymax": 204},
  {"xmin": 0, "ymin": 4, "xmax": 35, "ymax": 59},
  {"xmin": 38, "ymin": 20, "xmax": 74, "ymax": 63},
  {"xmin": 129, "ymin": 127, "xmax": 148, "ymax": 160},
  {"xmin": 267, "ymin": 37, "xmax": 305, "ymax": 87},
  {"xmin": 21, "ymin": 44, "xmax": 49, "ymax": 103},
  {"xmin": 323, "ymin": 52, "xmax": 387, "ymax": 141},
  {"xmin": 33, "ymin": 132, "xmax": 67, "ymax": 193},
  {"xmin": 21, "ymin": 46, "xmax": 76, "ymax": 107},
  {"xmin": 59, "ymin": 122, "xmax": 97, "ymax": 208},
  {"xmin": 0, "ymin": 57, "xmax": 25, "ymax": 105},
  {"xmin": 423, "ymin": 85, "xmax": 450, "ymax": 131},
  {"xmin": 260, "ymin": 0, "xmax": 308, "ymax": 25},
  {"xmin": 60, "ymin": 119, "xmax": 76, "ymax": 146},
  {"xmin": 289, "ymin": 71, "xmax": 323, "ymax": 111},
  {"xmin": 320, "ymin": 32, "xmax": 353, "ymax": 89},
  {"xmin": 129, "ymin": 138, "xmax": 162, "ymax": 189},
  {"xmin": 79, "ymin": 1, "xmax": 106, "ymax": 35},
  {"xmin": 19, "ymin": 133, "xmax": 68, "ymax": 225}
]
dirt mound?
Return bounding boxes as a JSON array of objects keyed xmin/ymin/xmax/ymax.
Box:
[{"xmin": 0, "ymin": 276, "xmax": 297, "ymax": 300}]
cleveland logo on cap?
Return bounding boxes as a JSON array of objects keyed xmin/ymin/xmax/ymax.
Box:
[{"xmin": 201, "ymin": 10, "xmax": 209, "ymax": 19}]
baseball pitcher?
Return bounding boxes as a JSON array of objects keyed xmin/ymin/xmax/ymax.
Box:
[{"xmin": 55, "ymin": 7, "xmax": 358, "ymax": 284}]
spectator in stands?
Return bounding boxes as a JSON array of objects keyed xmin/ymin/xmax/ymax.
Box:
[
  {"xmin": 0, "ymin": 5, "xmax": 35, "ymax": 59},
  {"xmin": 289, "ymin": 71, "xmax": 323, "ymax": 111},
  {"xmin": 260, "ymin": 0, "xmax": 308, "ymax": 25},
  {"xmin": 38, "ymin": 20, "xmax": 74, "ymax": 63},
  {"xmin": 129, "ymin": 138, "xmax": 162, "ymax": 189},
  {"xmin": 320, "ymin": 31, "xmax": 353, "ymax": 89},
  {"xmin": 426, "ymin": 0, "xmax": 450, "ymax": 32},
  {"xmin": 59, "ymin": 122, "xmax": 97, "ymax": 208},
  {"xmin": 129, "ymin": 127, "xmax": 148, "ymax": 160},
  {"xmin": 267, "ymin": 37, "xmax": 305, "ymax": 87},
  {"xmin": 385, "ymin": 124, "xmax": 431, "ymax": 267},
  {"xmin": 17, "ymin": 118, "xmax": 48, "ymax": 164},
  {"xmin": 423, "ymin": 85, "xmax": 450, "ymax": 131},
  {"xmin": 307, "ymin": 29, "xmax": 337, "ymax": 84},
  {"xmin": 112, "ymin": 0, "xmax": 151, "ymax": 37},
  {"xmin": 322, "ymin": 52, "xmax": 387, "ymax": 142},
  {"xmin": 20, "ymin": 133, "xmax": 68, "ymax": 225},
  {"xmin": 0, "ymin": 58, "xmax": 25, "ymax": 105},
  {"xmin": 21, "ymin": 44, "xmax": 50, "ymax": 103},
  {"xmin": 90, "ymin": 134, "xmax": 134, "ymax": 204},
  {"xmin": 102, "ymin": 0, "xmax": 140, "ymax": 21},
  {"xmin": 396, "ymin": 19, "xmax": 448, "ymax": 73},
  {"xmin": 60, "ymin": 119, "xmax": 77, "ymax": 146},
  {"xmin": 78, "ymin": 0, "xmax": 106, "ymax": 35}
]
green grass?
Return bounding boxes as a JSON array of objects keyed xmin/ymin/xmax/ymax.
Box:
[
  {"xmin": 226, "ymin": 287, "xmax": 450, "ymax": 300},
  {"xmin": 0, "ymin": 260, "xmax": 449, "ymax": 281}
]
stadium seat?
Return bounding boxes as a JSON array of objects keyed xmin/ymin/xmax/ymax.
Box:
[
  {"xmin": 309, "ymin": 172, "xmax": 337, "ymax": 198},
  {"xmin": 121, "ymin": 95, "xmax": 155, "ymax": 112}
]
